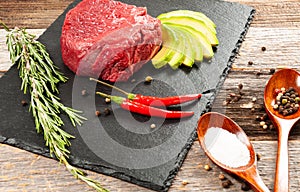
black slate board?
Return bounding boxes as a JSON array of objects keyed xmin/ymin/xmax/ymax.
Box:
[{"xmin": 0, "ymin": 0, "xmax": 255, "ymax": 191}]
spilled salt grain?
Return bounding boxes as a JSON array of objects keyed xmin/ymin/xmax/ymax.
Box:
[{"xmin": 204, "ymin": 127, "xmax": 250, "ymax": 168}]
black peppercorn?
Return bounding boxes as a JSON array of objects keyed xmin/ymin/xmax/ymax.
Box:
[
  {"xmin": 269, "ymin": 68, "xmax": 275, "ymax": 74},
  {"xmin": 104, "ymin": 108, "xmax": 111, "ymax": 116},
  {"xmin": 256, "ymin": 153, "xmax": 261, "ymax": 161},
  {"xmin": 241, "ymin": 182, "xmax": 251, "ymax": 191},
  {"xmin": 255, "ymin": 115, "xmax": 261, "ymax": 121},
  {"xmin": 273, "ymin": 87, "xmax": 299, "ymax": 116},
  {"xmin": 222, "ymin": 180, "xmax": 232, "ymax": 188},
  {"xmin": 21, "ymin": 100, "xmax": 28, "ymax": 106},
  {"xmin": 238, "ymin": 83, "xmax": 243, "ymax": 90}
]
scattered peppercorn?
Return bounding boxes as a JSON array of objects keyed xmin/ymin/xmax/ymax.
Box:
[
  {"xmin": 21, "ymin": 100, "xmax": 28, "ymax": 106},
  {"xmin": 81, "ymin": 89, "xmax": 88, "ymax": 96},
  {"xmin": 204, "ymin": 164, "xmax": 211, "ymax": 171},
  {"xmin": 222, "ymin": 180, "xmax": 233, "ymax": 188},
  {"xmin": 269, "ymin": 68, "xmax": 276, "ymax": 74},
  {"xmin": 241, "ymin": 182, "xmax": 251, "ymax": 191},
  {"xmin": 255, "ymin": 115, "xmax": 261, "ymax": 121},
  {"xmin": 223, "ymin": 100, "xmax": 229, "ymax": 106},
  {"xmin": 181, "ymin": 180, "xmax": 189, "ymax": 185},
  {"xmin": 262, "ymin": 124, "xmax": 268, "ymax": 129},
  {"xmin": 261, "ymin": 46, "xmax": 266, "ymax": 51},
  {"xmin": 105, "ymin": 97, "xmax": 111, "ymax": 103},
  {"xmin": 150, "ymin": 124, "xmax": 156, "ymax": 129},
  {"xmin": 224, "ymin": 85, "xmax": 246, "ymax": 105},
  {"xmin": 238, "ymin": 83, "xmax": 243, "ymax": 90},
  {"xmin": 248, "ymin": 61, "xmax": 253, "ymax": 65},
  {"xmin": 145, "ymin": 76, "xmax": 153, "ymax": 83},
  {"xmin": 256, "ymin": 71, "xmax": 262, "ymax": 76},
  {"xmin": 218, "ymin": 173, "xmax": 226, "ymax": 180},
  {"xmin": 252, "ymin": 97, "xmax": 257, "ymax": 103},
  {"xmin": 95, "ymin": 110, "xmax": 101, "ymax": 117},
  {"xmin": 262, "ymin": 114, "xmax": 268, "ymax": 121},
  {"xmin": 259, "ymin": 121, "xmax": 266, "ymax": 127},
  {"xmin": 104, "ymin": 108, "xmax": 111, "ymax": 116},
  {"xmin": 256, "ymin": 153, "xmax": 261, "ymax": 161}
]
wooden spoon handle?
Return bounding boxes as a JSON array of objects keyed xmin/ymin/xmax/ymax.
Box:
[
  {"xmin": 274, "ymin": 128, "xmax": 290, "ymax": 192},
  {"xmin": 242, "ymin": 166, "xmax": 270, "ymax": 192},
  {"xmin": 250, "ymin": 174, "xmax": 270, "ymax": 192}
]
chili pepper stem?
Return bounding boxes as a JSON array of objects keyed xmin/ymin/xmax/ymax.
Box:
[
  {"xmin": 90, "ymin": 77, "xmax": 135, "ymax": 96},
  {"xmin": 96, "ymin": 91, "xmax": 125, "ymax": 105}
]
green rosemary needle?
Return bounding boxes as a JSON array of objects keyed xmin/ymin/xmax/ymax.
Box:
[{"xmin": 1, "ymin": 22, "xmax": 108, "ymax": 192}]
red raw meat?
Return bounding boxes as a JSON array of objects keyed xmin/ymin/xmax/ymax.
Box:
[{"xmin": 60, "ymin": 0, "xmax": 162, "ymax": 82}]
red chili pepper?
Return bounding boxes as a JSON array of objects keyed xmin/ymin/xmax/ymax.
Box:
[
  {"xmin": 90, "ymin": 78, "xmax": 203, "ymax": 107},
  {"xmin": 131, "ymin": 94, "xmax": 202, "ymax": 107},
  {"xmin": 96, "ymin": 92, "xmax": 194, "ymax": 119}
]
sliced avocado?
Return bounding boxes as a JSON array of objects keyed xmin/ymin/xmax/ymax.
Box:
[
  {"xmin": 159, "ymin": 16, "xmax": 218, "ymax": 46},
  {"xmin": 168, "ymin": 25, "xmax": 195, "ymax": 67},
  {"xmin": 157, "ymin": 10, "xmax": 217, "ymax": 34},
  {"xmin": 166, "ymin": 26, "xmax": 186, "ymax": 69},
  {"xmin": 172, "ymin": 25, "xmax": 203, "ymax": 62},
  {"xmin": 151, "ymin": 25, "xmax": 177, "ymax": 68},
  {"xmin": 164, "ymin": 22, "xmax": 214, "ymax": 59},
  {"xmin": 151, "ymin": 47, "xmax": 170, "ymax": 68}
]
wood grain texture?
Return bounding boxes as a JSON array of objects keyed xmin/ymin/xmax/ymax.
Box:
[
  {"xmin": 1, "ymin": 0, "xmax": 300, "ymax": 191},
  {"xmin": 1, "ymin": 0, "xmax": 300, "ymax": 28},
  {"xmin": 2, "ymin": 140, "xmax": 300, "ymax": 192}
]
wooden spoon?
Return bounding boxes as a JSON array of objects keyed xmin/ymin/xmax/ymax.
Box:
[
  {"xmin": 263, "ymin": 68, "xmax": 300, "ymax": 192},
  {"xmin": 197, "ymin": 112, "xmax": 270, "ymax": 192}
]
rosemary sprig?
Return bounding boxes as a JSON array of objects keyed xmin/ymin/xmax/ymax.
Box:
[{"xmin": 1, "ymin": 22, "xmax": 108, "ymax": 192}]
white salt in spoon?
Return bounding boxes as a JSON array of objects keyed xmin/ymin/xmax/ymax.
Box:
[{"xmin": 197, "ymin": 112, "xmax": 270, "ymax": 192}]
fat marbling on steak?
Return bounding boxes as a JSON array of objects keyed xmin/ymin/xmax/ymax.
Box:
[{"xmin": 60, "ymin": 0, "xmax": 162, "ymax": 82}]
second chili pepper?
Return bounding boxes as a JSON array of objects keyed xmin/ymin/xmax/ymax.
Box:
[
  {"xmin": 90, "ymin": 78, "xmax": 202, "ymax": 107},
  {"xmin": 131, "ymin": 93, "xmax": 201, "ymax": 106},
  {"xmin": 96, "ymin": 92, "xmax": 194, "ymax": 119}
]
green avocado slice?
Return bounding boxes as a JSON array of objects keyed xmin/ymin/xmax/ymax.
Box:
[
  {"xmin": 163, "ymin": 22, "xmax": 214, "ymax": 59},
  {"xmin": 159, "ymin": 16, "xmax": 218, "ymax": 46},
  {"xmin": 151, "ymin": 25, "xmax": 177, "ymax": 68},
  {"xmin": 157, "ymin": 10, "xmax": 217, "ymax": 34},
  {"xmin": 166, "ymin": 26, "xmax": 185, "ymax": 69},
  {"xmin": 168, "ymin": 25, "xmax": 195, "ymax": 67}
]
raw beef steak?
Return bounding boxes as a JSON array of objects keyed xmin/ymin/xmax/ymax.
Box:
[{"xmin": 60, "ymin": 0, "xmax": 162, "ymax": 82}]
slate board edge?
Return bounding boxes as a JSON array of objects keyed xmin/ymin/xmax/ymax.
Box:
[{"xmin": 0, "ymin": 4, "xmax": 256, "ymax": 192}]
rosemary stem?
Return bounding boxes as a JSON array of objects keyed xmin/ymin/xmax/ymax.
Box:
[{"xmin": 2, "ymin": 23, "xmax": 108, "ymax": 192}]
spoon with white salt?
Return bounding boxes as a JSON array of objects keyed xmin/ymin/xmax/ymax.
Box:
[{"xmin": 197, "ymin": 112, "xmax": 270, "ymax": 192}]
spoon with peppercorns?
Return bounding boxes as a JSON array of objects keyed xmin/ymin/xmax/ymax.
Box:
[{"xmin": 263, "ymin": 68, "xmax": 300, "ymax": 192}]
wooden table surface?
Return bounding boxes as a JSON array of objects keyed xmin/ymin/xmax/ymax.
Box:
[{"xmin": 1, "ymin": 0, "xmax": 300, "ymax": 191}]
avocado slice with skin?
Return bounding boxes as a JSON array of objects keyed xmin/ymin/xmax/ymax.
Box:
[
  {"xmin": 163, "ymin": 22, "xmax": 214, "ymax": 59},
  {"xmin": 159, "ymin": 16, "xmax": 218, "ymax": 46},
  {"xmin": 157, "ymin": 10, "xmax": 217, "ymax": 34}
]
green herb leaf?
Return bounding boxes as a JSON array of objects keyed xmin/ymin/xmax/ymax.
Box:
[{"xmin": 1, "ymin": 22, "xmax": 108, "ymax": 192}]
